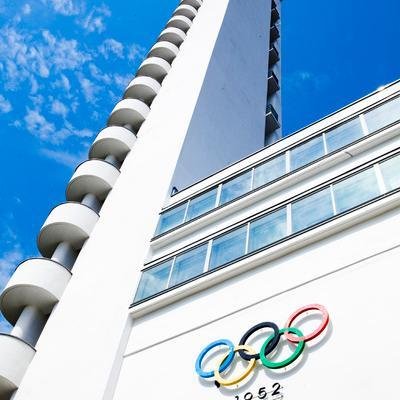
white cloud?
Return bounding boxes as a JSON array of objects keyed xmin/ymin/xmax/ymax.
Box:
[
  {"xmin": 127, "ymin": 43, "xmax": 146, "ymax": 62},
  {"xmin": 48, "ymin": 0, "xmax": 81, "ymax": 16},
  {"xmin": 0, "ymin": 94, "xmax": 12, "ymax": 113},
  {"xmin": 22, "ymin": 3, "xmax": 31, "ymax": 15},
  {"xmin": 0, "ymin": 248, "xmax": 22, "ymax": 283},
  {"xmin": 24, "ymin": 108, "xmax": 55, "ymax": 141},
  {"xmin": 99, "ymin": 38, "xmax": 124, "ymax": 59},
  {"xmin": 40, "ymin": 148, "xmax": 87, "ymax": 168},
  {"xmin": 51, "ymin": 99, "xmax": 69, "ymax": 118},
  {"xmin": 0, "ymin": 26, "xmax": 91, "ymax": 91},
  {"xmin": 78, "ymin": 5, "xmax": 111, "ymax": 34},
  {"xmin": 78, "ymin": 73, "xmax": 99, "ymax": 104}
]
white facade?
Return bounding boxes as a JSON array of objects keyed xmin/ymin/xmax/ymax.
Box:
[{"xmin": 2, "ymin": 0, "xmax": 400, "ymax": 399}]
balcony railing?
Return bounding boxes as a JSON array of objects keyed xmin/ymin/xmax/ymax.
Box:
[
  {"xmin": 266, "ymin": 104, "xmax": 280, "ymax": 133},
  {"xmin": 268, "ymin": 70, "xmax": 280, "ymax": 95},
  {"xmin": 270, "ymin": 24, "xmax": 280, "ymax": 43},
  {"xmin": 269, "ymin": 44, "xmax": 280, "ymax": 67},
  {"xmin": 271, "ymin": 7, "xmax": 280, "ymax": 25}
]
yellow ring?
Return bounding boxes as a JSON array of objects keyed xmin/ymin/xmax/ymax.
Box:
[{"xmin": 214, "ymin": 345, "xmax": 257, "ymax": 386}]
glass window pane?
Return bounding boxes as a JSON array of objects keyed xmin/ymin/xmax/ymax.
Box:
[
  {"xmin": 169, "ymin": 244, "xmax": 208, "ymax": 287},
  {"xmin": 253, "ymin": 154, "xmax": 286, "ymax": 188},
  {"xmin": 380, "ymin": 154, "xmax": 400, "ymax": 192},
  {"xmin": 290, "ymin": 135, "xmax": 325, "ymax": 171},
  {"xmin": 156, "ymin": 203, "xmax": 187, "ymax": 235},
  {"xmin": 292, "ymin": 188, "xmax": 334, "ymax": 233},
  {"xmin": 220, "ymin": 171, "xmax": 252, "ymax": 205},
  {"xmin": 134, "ymin": 260, "xmax": 172, "ymax": 301},
  {"xmin": 209, "ymin": 226, "xmax": 247, "ymax": 269},
  {"xmin": 364, "ymin": 96, "xmax": 400, "ymax": 133},
  {"xmin": 186, "ymin": 189, "xmax": 217, "ymax": 221},
  {"xmin": 248, "ymin": 208, "xmax": 287, "ymax": 252},
  {"xmin": 333, "ymin": 168, "xmax": 380, "ymax": 214},
  {"xmin": 325, "ymin": 118, "xmax": 363, "ymax": 153}
]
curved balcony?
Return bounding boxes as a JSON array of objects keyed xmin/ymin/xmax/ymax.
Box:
[
  {"xmin": 108, "ymin": 99, "xmax": 150, "ymax": 131},
  {"xmin": 173, "ymin": 4, "xmax": 197, "ymax": 19},
  {"xmin": 0, "ymin": 258, "xmax": 71, "ymax": 325},
  {"xmin": 166, "ymin": 15, "xmax": 192, "ymax": 32},
  {"xmin": 158, "ymin": 27, "xmax": 186, "ymax": 47},
  {"xmin": 148, "ymin": 41, "xmax": 179, "ymax": 64},
  {"xmin": 124, "ymin": 76, "xmax": 161, "ymax": 104},
  {"xmin": 38, "ymin": 202, "xmax": 99, "ymax": 258},
  {"xmin": 66, "ymin": 160, "xmax": 120, "ymax": 202},
  {"xmin": 89, "ymin": 126, "xmax": 136, "ymax": 162},
  {"xmin": 0, "ymin": 334, "xmax": 35, "ymax": 398},
  {"xmin": 180, "ymin": 0, "xmax": 202, "ymax": 8},
  {"xmin": 136, "ymin": 57, "xmax": 171, "ymax": 83}
]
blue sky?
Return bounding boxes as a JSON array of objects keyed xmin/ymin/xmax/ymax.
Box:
[{"xmin": 0, "ymin": 0, "xmax": 399, "ymax": 331}]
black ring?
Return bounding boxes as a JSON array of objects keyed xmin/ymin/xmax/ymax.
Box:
[{"xmin": 238, "ymin": 322, "xmax": 280, "ymax": 361}]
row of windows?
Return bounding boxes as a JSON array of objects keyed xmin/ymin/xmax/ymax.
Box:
[
  {"xmin": 134, "ymin": 151, "xmax": 400, "ymax": 303},
  {"xmin": 155, "ymin": 96, "xmax": 400, "ymax": 236}
]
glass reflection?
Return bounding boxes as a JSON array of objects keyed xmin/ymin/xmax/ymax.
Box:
[
  {"xmin": 249, "ymin": 208, "xmax": 287, "ymax": 252},
  {"xmin": 186, "ymin": 189, "xmax": 217, "ymax": 221},
  {"xmin": 325, "ymin": 118, "xmax": 363, "ymax": 153},
  {"xmin": 209, "ymin": 226, "xmax": 247, "ymax": 269},
  {"xmin": 220, "ymin": 171, "xmax": 252, "ymax": 205},
  {"xmin": 292, "ymin": 188, "xmax": 334, "ymax": 233},
  {"xmin": 253, "ymin": 154, "xmax": 286, "ymax": 188},
  {"xmin": 134, "ymin": 260, "xmax": 172, "ymax": 301},
  {"xmin": 169, "ymin": 245, "xmax": 208, "ymax": 287},
  {"xmin": 290, "ymin": 135, "xmax": 325, "ymax": 171},
  {"xmin": 333, "ymin": 168, "xmax": 380, "ymax": 213}
]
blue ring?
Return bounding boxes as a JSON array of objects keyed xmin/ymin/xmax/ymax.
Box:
[{"xmin": 195, "ymin": 339, "xmax": 235, "ymax": 378}]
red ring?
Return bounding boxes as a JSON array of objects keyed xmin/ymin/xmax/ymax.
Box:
[{"xmin": 284, "ymin": 304, "xmax": 329, "ymax": 343}]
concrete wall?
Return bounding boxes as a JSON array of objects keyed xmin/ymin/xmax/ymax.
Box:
[
  {"xmin": 114, "ymin": 205, "xmax": 400, "ymax": 399},
  {"xmin": 171, "ymin": 0, "xmax": 270, "ymax": 191}
]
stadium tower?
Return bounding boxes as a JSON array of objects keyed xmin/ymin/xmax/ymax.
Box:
[
  {"xmin": 0, "ymin": 0, "xmax": 282, "ymax": 399},
  {"xmin": 2, "ymin": 0, "xmax": 400, "ymax": 399}
]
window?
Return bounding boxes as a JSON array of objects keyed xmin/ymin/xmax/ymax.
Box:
[
  {"xmin": 325, "ymin": 118, "xmax": 363, "ymax": 153},
  {"xmin": 134, "ymin": 260, "xmax": 172, "ymax": 301},
  {"xmin": 209, "ymin": 226, "xmax": 247, "ymax": 269},
  {"xmin": 290, "ymin": 135, "xmax": 325, "ymax": 171},
  {"xmin": 156, "ymin": 203, "xmax": 187, "ymax": 235},
  {"xmin": 186, "ymin": 189, "xmax": 217, "ymax": 221},
  {"xmin": 380, "ymin": 154, "xmax": 400, "ymax": 192},
  {"xmin": 333, "ymin": 168, "xmax": 380, "ymax": 214},
  {"xmin": 292, "ymin": 188, "xmax": 334, "ymax": 233},
  {"xmin": 220, "ymin": 171, "xmax": 253, "ymax": 205},
  {"xmin": 253, "ymin": 154, "xmax": 286, "ymax": 188},
  {"xmin": 169, "ymin": 245, "xmax": 208, "ymax": 287},
  {"xmin": 364, "ymin": 96, "xmax": 400, "ymax": 133},
  {"xmin": 248, "ymin": 207, "xmax": 287, "ymax": 252}
]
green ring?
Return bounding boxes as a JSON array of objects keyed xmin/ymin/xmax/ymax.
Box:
[{"xmin": 260, "ymin": 327, "xmax": 305, "ymax": 369}]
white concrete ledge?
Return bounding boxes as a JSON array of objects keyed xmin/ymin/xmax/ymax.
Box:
[
  {"xmin": 136, "ymin": 57, "xmax": 171, "ymax": 83},
  {"xmin": 0, "ymin": 334, "xmax": 35, "ymax": 398},
  {"xmin": 180, "ymin": 0, "xmax": 202, "ymax": 9},
  {"xmin": 38, "ymin": 203, "xmax": 99, "ymax": 257},
  {"xmin": 166, "ymin": 15, "xmax": 192, "ymax": 32},
  {"xmin": 148, "ymin": 41, "xmax": 180, "ymax": 64},
  {"xmin": 0, "ymin": 258, "xmax": 71, "ymax": 325},
  {"xmin": 67, "ymin": 160, "xmax": 120, "ymax": 202},
  {"xmin": 90, "ymin": 126, "xmax": 136, "ymax": 162},
  {"xmin": 158, "ymin": 27, "xmax": 186, "ymax": 47},
  {"xmin": 108, "ymin": 99, "xmax": 150, "ymax": 131},
  {"xmin": 173, "ymin": 4, "xmax": 197, "ymax": 19},
  {"xmin": 124, "ymin": 76, "xmax": 161, "ymax": 104}
]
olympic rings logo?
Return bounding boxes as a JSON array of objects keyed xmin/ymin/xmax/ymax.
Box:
[{"xmin": 195, "ymin": 304, "xmax": 329, "ymax": 387}]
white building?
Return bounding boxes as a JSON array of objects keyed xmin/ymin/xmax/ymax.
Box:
[{"xmin": 1, "ymin": 0, "xmax": 400, "ymax": 399}]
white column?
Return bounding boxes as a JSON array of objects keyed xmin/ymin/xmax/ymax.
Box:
[{"xmin": 10, "ymin": 306, "xmax": 46, "ymax": 347}]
